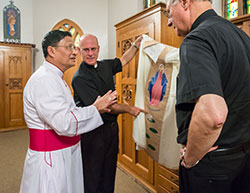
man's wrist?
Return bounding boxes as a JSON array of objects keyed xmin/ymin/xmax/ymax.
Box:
[
  {"xmin": 181, "ymin": 149, "xmax": 199, "ymax": 168},
  {"xmin": 132, "ymin": 42, "xmax": 139, "ymax": 50}
]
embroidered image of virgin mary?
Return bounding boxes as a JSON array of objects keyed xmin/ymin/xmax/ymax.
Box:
[
  {"xmin": 8, "ymin": 10, "xmax": 16, "ymax": 36},
  {"xmin": 3, "ymin": 1, "xmax": 21, "ymax": 43},
  {"xmin": 148, "ymin": 64, "xmax": 168, "ymax": 106}
]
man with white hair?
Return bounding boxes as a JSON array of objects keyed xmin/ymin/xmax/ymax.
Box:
[{"xmin": 165, "ymin": 0, "xmax": 250, "ymax": 192}]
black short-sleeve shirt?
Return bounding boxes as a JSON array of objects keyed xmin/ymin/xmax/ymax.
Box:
[
  {"xmin": 72, "ymin": 58, "xmax": 122, "ymax": 122},
  {"xmin": 176, "ymin": 9, "xmax": 250, "ymax": 147}
]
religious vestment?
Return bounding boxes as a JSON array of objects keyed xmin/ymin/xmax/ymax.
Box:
[
  {"xmin": 133, "ymin": 34, "xmax": 181, "ymax": 169},
  {"xmin": 20, "ymin": 61, "xmax": 103, "ymax": 193}
]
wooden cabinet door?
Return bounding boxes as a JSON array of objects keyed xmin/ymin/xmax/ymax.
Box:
[
  {"xmin": 242, "ymin": 21, "xmax": 250, "ymax": 36},
  {"xmin": 116, "ymin": 20, "xmax": 156, "ymax": 186},
  {"xmin": 0, "ymin": 46, "xmax": 31, "ymax": 130},
  {"xmin": 155, "ymin": 163, "xmax": 179, "ymax": 193},
  {"xmin": 0, "ymin": 50, "xmax": 4, "ymax": 128},
  {"xmin": 116, "ymin": 3, "xmax": 183, "ymax": 192},
  {"xmin": 231, "ymin": 15, "xmax": 250, "ymax": 37}
]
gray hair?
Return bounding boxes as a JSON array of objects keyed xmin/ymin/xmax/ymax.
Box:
[
  {"xmin": 165, "ymin": 0, "xmax": 179, "ymax": 6},
  {"xmin": 165, "ymin": 0, "xmax": 212, "ymax": 6}
]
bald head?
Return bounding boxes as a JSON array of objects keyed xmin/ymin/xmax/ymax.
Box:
[
  {"xmin": 79, "ymin": 33, "xmax": 100, "ymax": 66},
  {"xmin": 79, "ymin": 34, "xmax": 99, "ymax": 48},
  {"xmin": 165, "ymin": 0, "xmax": 213, "ymax": 37}
]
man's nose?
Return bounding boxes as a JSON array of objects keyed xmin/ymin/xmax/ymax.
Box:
[
  {"xmin": 88, "ymin": 50, "xmax": 94, "ymax": 55},
  {"xmin": 72, "ymin": 48, "xmax": 77, "ymax": 55}
]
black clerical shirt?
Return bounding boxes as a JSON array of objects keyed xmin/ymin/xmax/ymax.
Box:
[
  {"xmin": 72, "ymin": 58, "xmax": 122, "ymax": 122},
  {"xmin": 176, "ymin": 9, "xmax": 250, "ymax": 147}
]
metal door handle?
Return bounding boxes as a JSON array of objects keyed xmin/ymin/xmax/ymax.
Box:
[{"xmin": 5, "ymin": 83, "xmax": 8, "ymax": 86}]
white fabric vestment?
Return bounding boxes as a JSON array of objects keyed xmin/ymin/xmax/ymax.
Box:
[
  {"xmin": 20, "ymin": 61, "xmax": 103, "ymax": 193},
  {"xmin": 133, "ymin": 35, "xmax": 181, "ymax": 169}
]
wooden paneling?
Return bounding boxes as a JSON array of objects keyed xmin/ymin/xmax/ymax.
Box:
[
  {"xmin": 242, "ymin": 20, "xmax": 250, "ymax": 35},
  {"xmin": 0, "ymin": 50, "xmax": 4, "ymax": 127},
  {"xmin": 230, "ymin": 14, "xmax": 250, "ymax": 36},
  {"xmin": 115, "ymin": 3, "xmax": 183, "ymax": 192},
  {"xmin": 0, "ymin": 42, "xmax": 34, "ymax": 131},
  {"xmin": 116, "ymin": 6, "xmax": 157, "ymax": 188},
  {"xmin": 155, "ymin": 164, "xmax": 179, "ymax": 193}
]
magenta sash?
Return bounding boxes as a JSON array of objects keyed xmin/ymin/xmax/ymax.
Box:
[{"xmin": 29, "ymin": 129, "xmax": 80, "ymax": 151}]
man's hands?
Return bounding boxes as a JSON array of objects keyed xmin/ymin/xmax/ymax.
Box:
[
  {"xmin": 180, "ymin": 146, "xmax": 218, "ymax": 169},
  {"xmin": 120, "ymin": 35, "xmax": 143, "ymax": 66},
  {"xmin": 93, "ymin": 90, "xmax": 117, "ymax": 114},
  {"xmin": 128, "ymin": 106, "xmax": 147, "ymax": 117},
  {"xmin": 107, "ymin": 103, "xmax": 147, "ymax": 117},
  {"xmin": 133, "ymin": 36, "xmax": 143, "ymax": 50},
  {"xmin": 92, "ymin": 90, "xmax": 147, "ymax": 116}
]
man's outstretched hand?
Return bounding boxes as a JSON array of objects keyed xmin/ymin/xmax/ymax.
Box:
[{"xmin": 93, "ymin": 90, "xmax": 117, "ymax": 114}]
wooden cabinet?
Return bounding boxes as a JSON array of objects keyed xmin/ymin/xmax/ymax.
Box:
[
  {"xmin": 0, "ymin": 42, "xmax": 35, "ymax": 131},
  {"xmin": 231, "ymin": 14, "xmax": 250, "ymax": 36},
  {"xmin": 156, "ymin": 165, "xmax": 179, "ymax": 193},
  {"xmin": 115, "ymin": 3, "xmax": 183, "ymax": 192}
]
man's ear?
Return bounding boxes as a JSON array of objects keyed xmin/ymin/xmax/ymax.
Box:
[
  {"xmin": 97, "ymin": 45, "xmax": 100, "ymax": 54},
  {"xmin": 47, "ymin": 46, "xmax": 56, "ymax": 58},
  {"xmin": 180, "ymin": 0, "xmax": 190, "ymax": 10}
]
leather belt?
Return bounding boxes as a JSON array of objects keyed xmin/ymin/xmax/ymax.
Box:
[{"xmin": 210, "ymin": 140, "xmax": 250, "ymax": 156}]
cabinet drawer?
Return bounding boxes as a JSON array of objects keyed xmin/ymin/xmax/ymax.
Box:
[
  {"xmin": 158, "ymin": 173, "xmax": 179, "ymax": 193},
  {"xmin": 158, "ymin": 165, "xmax": 179, "ymax": 185},
  {"xmin": 157, "ymin": 185, "xmax": 171, "ymax": 193}
]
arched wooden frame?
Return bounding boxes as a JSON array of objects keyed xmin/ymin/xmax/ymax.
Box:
[
  {"xmin": 53, "ymin": 18, "xmax": 83, "ymax": 47},
  {"xmin": 52, "ymin": 18, "xmax": 84, "ymax": 94}
]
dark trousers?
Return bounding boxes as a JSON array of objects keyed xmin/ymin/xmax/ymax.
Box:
[
  {"xmin": 81, "ymin": 121, "xmax": 119, "ymax": 193},
  {"xmin": 179, "ymin": 142, "xmax": 250, "ymax": 193}
]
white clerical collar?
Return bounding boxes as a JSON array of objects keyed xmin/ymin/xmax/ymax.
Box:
[{"xmin": 94, "ymin": 63, "xmax": 98, "ymax": 68}]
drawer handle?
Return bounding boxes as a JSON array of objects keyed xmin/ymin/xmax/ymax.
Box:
[{"xmin": 171, "ymin": 187, "xmax": 178, "ymax": 193}]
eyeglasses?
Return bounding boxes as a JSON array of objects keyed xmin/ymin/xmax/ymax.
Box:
[
  {"xmin": 55, "ymin": 45, "xmax": 77, "ymax": 51},
  {"xmin": 80, "ymin": 47, "xmax": 98, "ymax": 53}
]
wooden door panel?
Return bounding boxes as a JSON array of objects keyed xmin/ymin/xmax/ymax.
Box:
[
  {"xmin": 120, "ymin": 113, "xmax": 134, "ymax": 159},
  {"xmin": 137, "ymin": 150, "xmax": 149, "ymax": 168},
  {"xmin": 9, "ymin": 92, "xmax": 23, "ymax": 126},
  {"xmin": 0, "ymin": 50, "xmax": 4, "ymax": 128},
  {"xmin": 117, "ymin": 21, "xmax": 155, "ymax": 184},
  {"xmin": 4, "ymin": 49, "xmax": 28, "ymax": 127},
  {"xmin": 116, "ymin": 3, "xmax": 184, "ymax": 192},
  {"xmin": 0, "ymin": 43, "xmax": 33, "ymax": 131}
]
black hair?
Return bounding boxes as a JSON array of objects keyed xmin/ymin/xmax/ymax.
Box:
[{"xmin": 42, "ymin": 30, "xmax": 72, "ymax": 58}]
